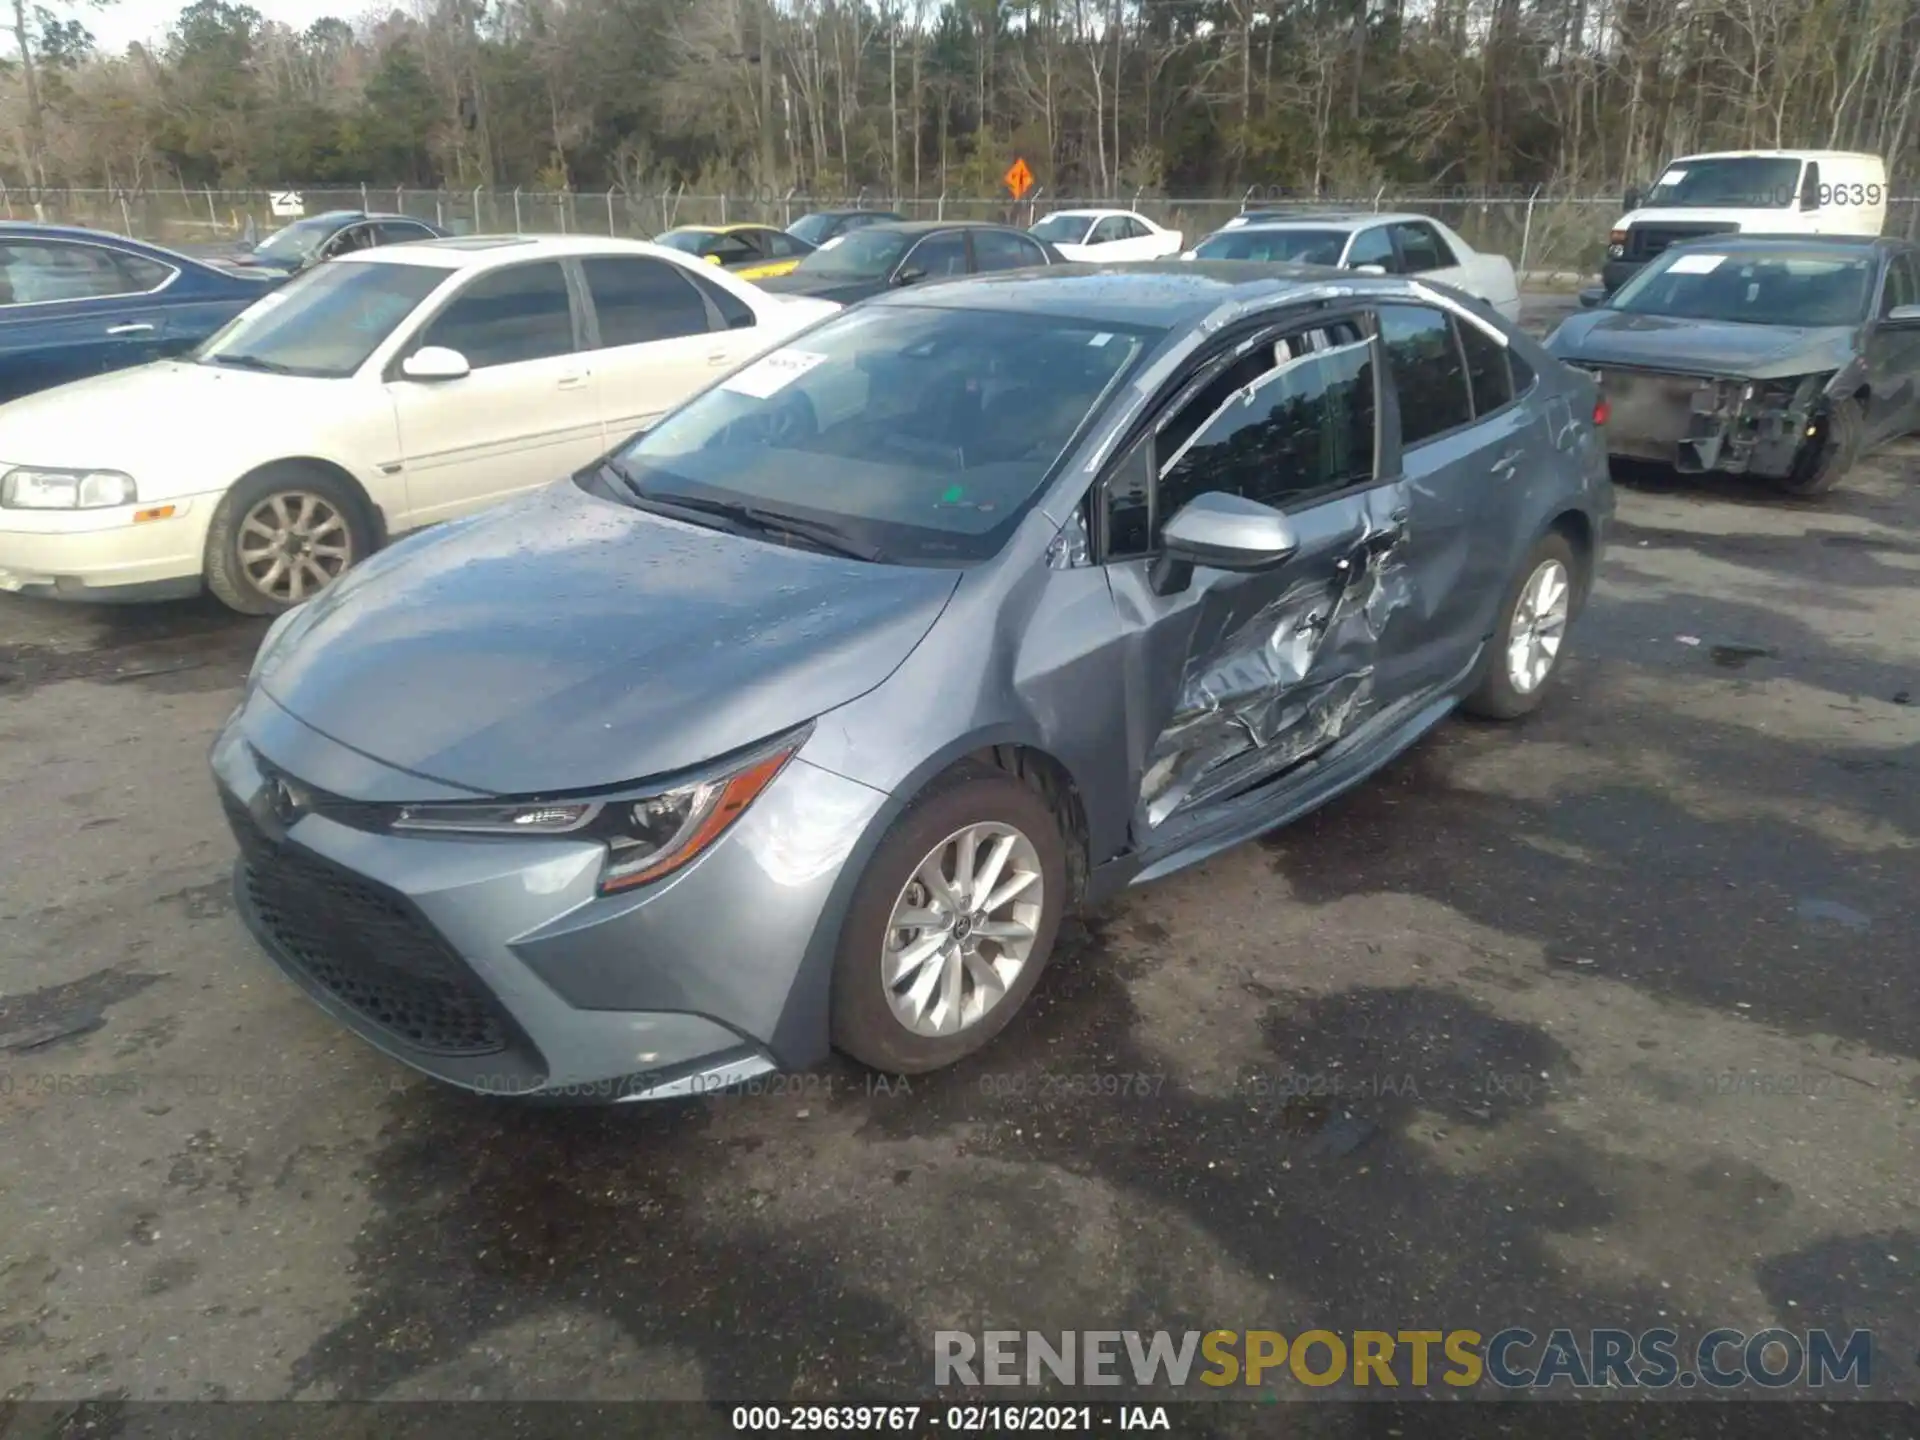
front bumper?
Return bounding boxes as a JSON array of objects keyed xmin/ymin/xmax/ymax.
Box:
[
  {"xmin": 0, "ymin": 495, "xmax": 213, "ymax": 601},
  {"xmin": 210, "ymin": 694, "xmax": 888, "ymax": 1100},
  {"xmin": 1587, "ymin": 368, "xmax": 1818, "ymax": 478}
]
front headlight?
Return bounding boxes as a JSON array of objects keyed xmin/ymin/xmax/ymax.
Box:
[
  {"xmin": 390, "ymin": 733, "xmax": 806, "ymax": 894},
  {"xmin": 1, "ymin": 467, "xmax": 137, "ymax": 509}
]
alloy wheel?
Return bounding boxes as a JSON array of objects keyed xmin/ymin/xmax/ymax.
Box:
[
  {"xmin": 1506, "ymin": 557, "xmax": 1570, "ymax": 695},
  {"xmin": 238, "ymin": 491, "xmax": 354, "ymax": 603},
  {"xmin": 881, "ymin": 822, "xmax": 1045, "ymax": 1037}
]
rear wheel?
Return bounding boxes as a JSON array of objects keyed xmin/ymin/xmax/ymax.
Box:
[
  {"xmin": 1776, "ymin": 395, "xmax": 1862, "ymax": 497},
  {"xmin": 831, "ymin": 764, "xmax": 1066, "ymax": 1074},
  {"xmin": 1462, "ymin": 532, "xmax": 1581, "ymax": 721},
  {"xmin": 205, "ymin": 465, "xmax": 372, "ymax": 615}
]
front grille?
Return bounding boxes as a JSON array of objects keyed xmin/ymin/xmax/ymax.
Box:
[
  {"xmin": 223, "ymin": 793, "xmax": 512, "ymax": 1057},
  {"xmin": 1626, "ymin": 222, "xmax": 1738, "ymax": 261}
]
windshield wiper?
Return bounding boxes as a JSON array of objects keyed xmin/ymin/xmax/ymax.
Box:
[
  {"xmin": 654, "ymin": 492, "xmax": 882, "ymax": 562},
  {"xmin": 612, "ymin": 478, "xmax": 881, "ymax": 562},
  {"xmin": 204, "ymin": 353, "xmax": 296, "ymax": 375}
]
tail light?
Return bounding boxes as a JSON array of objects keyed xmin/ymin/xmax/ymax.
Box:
[
  {"xmin": 1593, "ymin": 397, "xmax": 1611, "ymax": 426},
  {"xmin": 1608, "ymin": 229, "xmax": 1627, "ymax": 247}
]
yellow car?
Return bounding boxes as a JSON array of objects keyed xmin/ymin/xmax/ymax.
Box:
[{"xmin": 652, "ymin": 223, "xmax": 816, "ymax": 280}]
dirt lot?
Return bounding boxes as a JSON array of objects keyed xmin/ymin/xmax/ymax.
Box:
[{"xmin": 1, "ymin": 302, "xmax": 1916, "ymax": 1420}]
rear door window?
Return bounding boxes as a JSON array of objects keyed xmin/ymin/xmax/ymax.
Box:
[
  {"xmin": 903, "ymin": 231, "xmax": 970, "ymax": 279},
  {"xmin": 1457, "ymin": 319, "xmax": 1514, "ymax": 415},
  {"xmin": 1389, "ymin": 222, "xmax": 1458, "ymax": 273},
  {"xmin": 973, "ymin": 230, "xmax": 1050, "ymax": 273},
  {"xmin": 1376, "ymin": 303, "xmax": 1473, "ymax": 443},
  {"xmin": 1344, "ymin": 226, "xmax": 1396, "ymax": 270},
  {"xmin": 582, "ymin": 256, "xmax": 712, "ymax": 347}
]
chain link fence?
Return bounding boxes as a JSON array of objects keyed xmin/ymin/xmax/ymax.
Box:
[{"xmin": 12, "ymin": 181, "xmax": 1920, "ymax": 283}]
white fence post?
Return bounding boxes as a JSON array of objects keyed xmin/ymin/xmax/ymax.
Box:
[{"xmin": 1518, "ymin": 183, "xmax": 1543, "ymax": 281}]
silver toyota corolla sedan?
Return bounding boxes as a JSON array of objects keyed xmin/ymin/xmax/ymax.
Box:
[{"xmin": 211, "ymin": 263, "xmax": 1613, "ymax": 1101}]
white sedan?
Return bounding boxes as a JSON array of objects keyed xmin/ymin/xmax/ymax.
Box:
[
  {"xmin": 0, "ymin": 236, "xmax": 839, "ymax": 613},
  {"xmin": 1190, "ymin": 212, "xmax": 1522, "ymax": 322},
  {"xmin": 1028, "ymin": 209, "xmax": 1184, "ymax": 263}
]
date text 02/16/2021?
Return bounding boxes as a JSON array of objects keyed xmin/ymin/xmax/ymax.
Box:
[{"xmin": 730, "ymin": 1406, "xmax": 1172, "ymax": 1431}]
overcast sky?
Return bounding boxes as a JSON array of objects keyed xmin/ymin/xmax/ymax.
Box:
[{"xmin": 86, "ymin": 0, "xmax": 362, "ymax": 53}]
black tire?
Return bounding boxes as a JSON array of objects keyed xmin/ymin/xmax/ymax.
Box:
[
  {"xmin": 204, "ymin": 464, "xmax": 374, "ymax": 616},
  {"xmin": 1777, "ymin": 395, "xmax": 1862, "ymax": 498},
  {"xmin": 830, "ymin": 763, "xmax": 1068, "ymax": 1074},
  {"xmin": 1462, "ymin": 532, "xmax": 1582, "ymax": 722}
]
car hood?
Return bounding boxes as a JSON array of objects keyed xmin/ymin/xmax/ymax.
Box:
[
  {"xmin": 757, "ymin": 273, "xmax": 888, "ymax": 303},
  {"xmin": 1546, "ymin": 311, "xmax": 1858, "ymax": 380},
  {"xmin": 0, "ymin": 361, "xmax": 323, "ymax": 467},
  {"xmin": 258, "ymin": 479, "xmax": 962, "ymax": 796}
]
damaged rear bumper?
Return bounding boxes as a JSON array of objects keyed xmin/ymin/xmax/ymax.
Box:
[{"xmin": 1586, "ymin": 366, "xmax": 1824, "ymax": 478}]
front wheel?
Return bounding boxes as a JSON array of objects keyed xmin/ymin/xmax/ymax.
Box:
[
  {"xmin": 1462, "ymin": 532, "xmax": 1581, "ymax": 721},
  {"xmin": 831, "ymin": 764, "xmax": 1067, "ymax": 1074},
  {"xmin": 1776, "ymin": 395, "xmax": 1862, "ymax": 498},
  {"xmin": 204, "ymin": 465, "xmax": 372, "ymax": 615}
]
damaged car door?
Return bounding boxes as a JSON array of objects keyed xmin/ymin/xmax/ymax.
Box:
[{"xmin": 1100, "ymin": 310, "xmax": 1420, "ymax": 847}]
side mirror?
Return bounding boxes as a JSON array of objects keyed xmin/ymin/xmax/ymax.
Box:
[
  {"xmin": 1885, "ymin": 304, "xmax": 1920, "ymax": 327},
  {"xmin": 401, "ymin": 346, "xmax": 471, "ymax": 381},
  {"xmin": 894, "ymin": 266, "xmax": 927, "ymax": 286},
  {"xmin": 1578, "ymin": 285, "xmax": 1607, "ymax": 309},
  {"xmin": 1151, "ymin": 492, "xmax": 1299, "ymax": 596},
  {"xmin": 1623, "ymin": 186, "xmax": 1643, "ymax": 213},
  {"xmin": 1351, "ymin": 262, "xmax": 1387, "ymax": 276},
  {"xmin": 1799, "ymin": 171, "xmax": 1821, "ymax": 212}
]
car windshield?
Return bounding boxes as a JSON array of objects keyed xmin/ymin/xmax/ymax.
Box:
[
  {"xmin": 1643, "ymin": 156, "xmax": 1803, "ymax": 210},
  {"xmin": 655, "ymin": 230, "xmax": 711, "ymax": 255},
  {"xmin": 1194, "ymin": 228, "xmax": 1347, "ymax": 264},
  {"xmin": 603, "ymin": 304, "xmax": 1158, "ymax": 563},
  {"xmin": 1607, "ymin": 249, "xmax": 1876, "ymax": 327},
  {"xmin": 794, "ymin": 229, "xmax": 912, "ymax": 279},
  {"xmin": 253, "ymin": 217, "xmax": 342, "ymax": 263},
  {"xmin": 194, "ymin": 260, "xmax": 448, "ymax": 378},
  {"xmin": 1030, "ymin": 214, "xmax": 1095, "ymax": 244}
]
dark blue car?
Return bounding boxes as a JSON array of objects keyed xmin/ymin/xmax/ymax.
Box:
[
  {"xmin": 0, "ymin": 223, "xmax": 277, "ymax": 406},
  {"xmin": 231, "ymin": 211, "xmax": 450, "ymax": 277}
]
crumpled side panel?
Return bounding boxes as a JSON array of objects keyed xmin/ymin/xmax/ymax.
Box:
[{"xmin": 1138, "ymin": 514, "xmax": 1413, "ymax": 829}]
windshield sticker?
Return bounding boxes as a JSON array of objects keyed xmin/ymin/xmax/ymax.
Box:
[
  {"xmin": 1667, "ymin": 253, "xmax": 1725, "ymax": 274},
  {"xmin": 721, "ymin": 348, "xmax": 831, "ymax": 398},
  {"xmin": 1089, "ymin": 332, "xmax": 1114, "ymax": 347},
  {"xmin": 1658, "ymin": 168, "xmax": 1688, "ymax": 187}
]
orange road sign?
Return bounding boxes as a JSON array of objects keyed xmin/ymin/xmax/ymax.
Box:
[{"xmin": 1003, "ymin": 157, "xmax": 1035, "ymax": 200}]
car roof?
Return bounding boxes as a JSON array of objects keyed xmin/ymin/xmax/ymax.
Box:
[
  {"xmin": 1044, "ymin": 209, "xmax": 1136, "ymax": 220},
  {"xmin": 856, "ymin": 219, "xmax": 1032, "ymax": 235},
  {"xmin": 801, "ymin": 209, "xmax": 903, "ymax": 218},
  {"xmin": 0, "ymin": 221, "xmax": 214, "ymax": 268},
  {"xmin": 663, "ymin": 223, "xmax": 777, "ymax": 234},
  {"xmin": 862, "ymin": 259, "xmax": 1440, "ymax": 327},
  {"xmin": 1670, "ymin": 149, "xmax": 1881, "ymax": 163},
  {"xmin": 336, "ymin": 234, "xmax": 731, "ymax": 271},
  {"xmin": 1665, "ymin": 232, "xmax": 1899, "ymax": 253},
  {"xmin": 1223, "ymin": 211, "xmax": 1424, "ymax": 230}
]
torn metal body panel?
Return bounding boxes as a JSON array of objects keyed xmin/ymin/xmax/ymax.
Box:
[{"xmin": 1131, "ymin": 504, "xmax": 1411, "ymax": 830}]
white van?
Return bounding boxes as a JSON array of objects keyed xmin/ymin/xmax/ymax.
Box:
[{"xmin": 1602, "ymin": 150, "xmax": 1887, "ymax": 293}]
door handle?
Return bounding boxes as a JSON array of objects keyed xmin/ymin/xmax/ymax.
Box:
[
  {"xmin": 557, "ymin": 372, "xmax": 589, "ymax": 390},
  {"xmin": 106, "ymin": 322, "xmax": 155, "ymax": 335},
  {"xmin": 1490, "ymin": 448, "xmax": 1522, "ymax": 478},
  {"xmin": 707, "ymin": 350, "xmax": 731, "ymax": 366}
]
